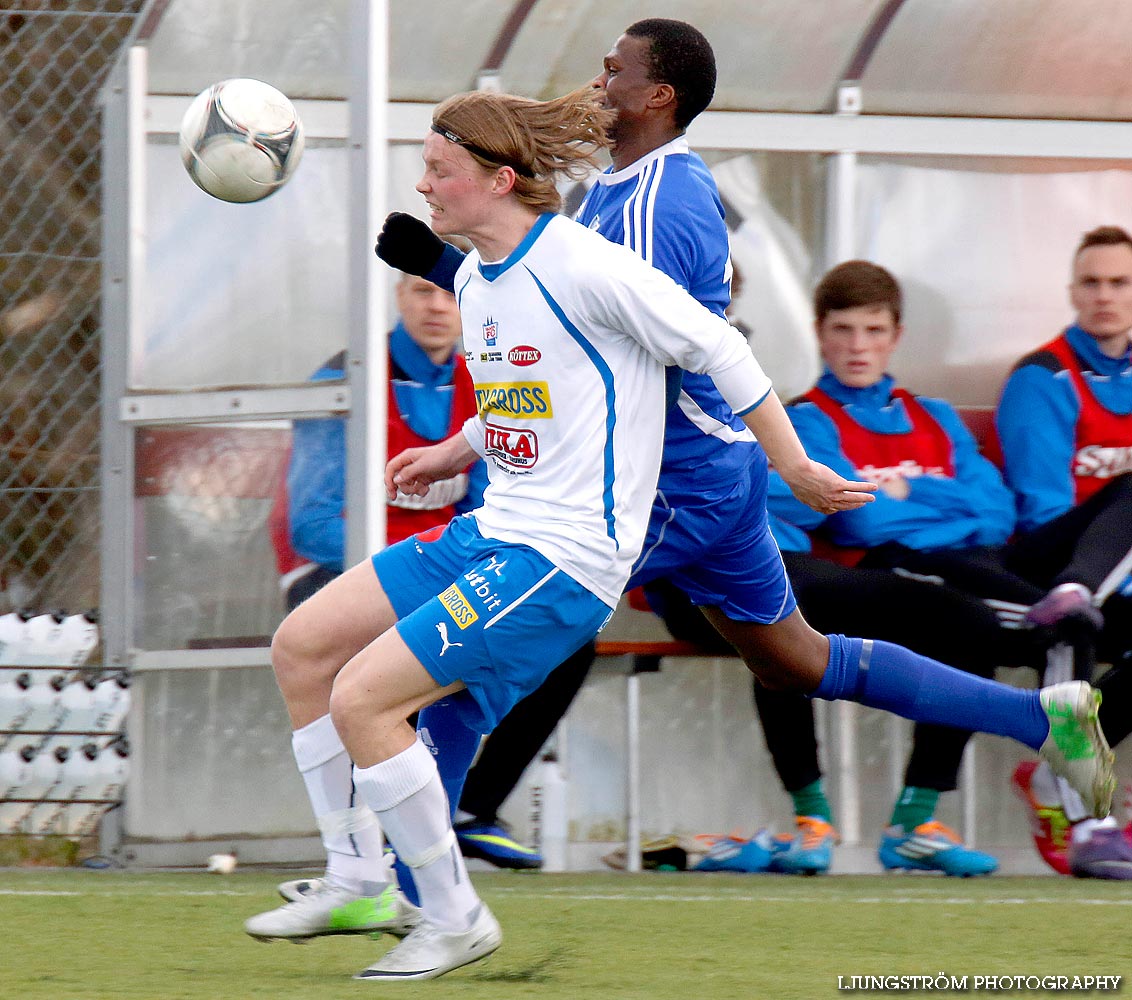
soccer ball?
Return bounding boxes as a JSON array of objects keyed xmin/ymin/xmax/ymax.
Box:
[{"xmin": 178, "ymin": 78, "xmax": 305, "ymax": 204}]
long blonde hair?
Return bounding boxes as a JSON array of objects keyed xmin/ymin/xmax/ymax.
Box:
[{"xmin": 432, "ymin": 86, "xmax": 613, "ymax": 213}]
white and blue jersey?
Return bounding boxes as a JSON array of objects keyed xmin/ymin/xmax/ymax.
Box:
[
  {"xmin": 574, "ymin": 137, "xmax": 762, "ymax": 493},
  {"xmin": 378, "ymin": 210, "xmax": 769, "ymax": 730},
  {"xmin": 453, "ymin": 212, "xmax": 769, "ymax": 609}
]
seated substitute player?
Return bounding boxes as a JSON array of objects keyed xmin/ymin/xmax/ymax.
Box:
[
  {"xmin": 276, "ymin": 271, "xmax": 485, "ymax": 610},
  {"xmin": 247, "ymin": 85, "xmax": 881, "ymax": 982},
  {"xmin": 999, "ymin": 225, "xmax": 1132, "ymax": 879},
  {"xmin": 363, "ymin": 21, "xmax": 1113, "ymax": 908}
]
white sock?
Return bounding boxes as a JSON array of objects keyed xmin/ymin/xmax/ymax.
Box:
[
  {"xmin": 354, "ymin": 737, "xmax": 481, "ymax": 932},
  {"xmin": 1028, "ymin": 760, "xmax": 1061, "ymax": 805},
  {"xmin": 292, "ymin": 714, "xmax": 387, "ymax": 896},
  {"xmin": 1054, "ymin": 775, "xmax": 1090, "ymax": 824},
  {"xmin": 1071, "ymin": 816, "xmax": 1118, "ymax": 844}
]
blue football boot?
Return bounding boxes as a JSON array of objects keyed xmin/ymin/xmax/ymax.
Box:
[
  {"xmin": 455, "ymin": 818, "xmax": 543, "ymax": 870},
  {"xmin": 878, "ymin": 820, "xmax": 998, "ymax": 876},
  {"xmin": 693, "ymin": 830, "xmax": 774, "ymax": 873},
  {"xmin": 768, "ymin": 816, "xmax": 837, "ymax": 875}
]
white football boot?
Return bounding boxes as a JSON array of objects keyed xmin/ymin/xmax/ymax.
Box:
[
  {"xmin": 354, "ymin": 904, "xmax": 502, "ymax": 982},
  {"xmin": 277, "ymin": 876, "xmax": 325, "ymax": 902},
  {"xmin": 1037, "ymin": 681, "xmax": 1115, "ymax": 820},
  {"xmin": 245, "ymin": 881, "xmax": 419, "ymax": 942}
]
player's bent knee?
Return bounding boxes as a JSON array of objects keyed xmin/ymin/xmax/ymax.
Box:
[
  {"xmin": 327, "ymin": 669, "xmax": 398, "ymax": 745},
  {"xmin": 270, "ymin": 614, "xmax": 335, "ymax": 697},
  {"xmin": 270, "ymin": 616, "xmax": 308, "ymax": 683}
]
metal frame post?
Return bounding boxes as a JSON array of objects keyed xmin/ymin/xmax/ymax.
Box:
[{"xmin": 346, "ymin": 0, "xmax": 390, "ymax": 565}]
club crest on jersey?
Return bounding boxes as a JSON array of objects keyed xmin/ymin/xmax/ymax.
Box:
[
  {"xmin": 484, "ymin": 421, "xmax": 539, "ymax": 470},
  {"xmin": 588, "ymin": 214, "xmax": 601, "ymax": 231},
  {"xmin": 482, "ymin": 316, "xmax": 499, "ymax": 346}
]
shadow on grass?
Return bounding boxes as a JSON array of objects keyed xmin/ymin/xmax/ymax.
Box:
[{"xmin": 471, "ymin": 946, "xmax": 572, "ymax": 983}]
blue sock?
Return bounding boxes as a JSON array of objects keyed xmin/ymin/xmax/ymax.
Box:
[
  {"xmin": 391, "ymin": 694, "xmax": 483, "ymax": 907},
  {"xmin": 812, "ymin": 634, "xmax": 1049, "ymax": 750}
]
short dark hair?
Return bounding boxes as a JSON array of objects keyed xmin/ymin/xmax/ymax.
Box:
[
  {"xmin": 625, "ymin": 18, "xmax": 716, "ymax": 130},
  {"xmin": 813, "ymin": 261, "xmax": 902, "ymax": 324},
  {"xmin": 1075, "ymin": 225, "xmax": 1132, "ymax": 258}
]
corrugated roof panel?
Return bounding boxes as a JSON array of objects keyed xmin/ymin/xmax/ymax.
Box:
[
  {"xmin": 146, "ymin": 0, "xmax": 351, "ymax": 97},
  {"xmin": 502, "ymin": 0, "xmax": 886, "ymax": 111},
  {"xmin": 863, "ymin": 0, "xmax": 1132, "ymax": 119},
  {"xmin": 144, "ymin": 0, "xmax": 1132, "ymax": 121},
  {"xmin": 146, "ymin": 0, "xmax": 512, "ymax": 101}
]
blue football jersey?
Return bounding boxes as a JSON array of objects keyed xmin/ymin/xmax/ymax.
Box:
[{"xmin": 575, "ymin": 137, "xmax": 763, "ymax": 490}]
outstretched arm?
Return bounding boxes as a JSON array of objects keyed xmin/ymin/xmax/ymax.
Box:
[
  {"xmin": 375, "ymin": 212, "xmax": 465, "ymax": 293},
  {"xmin": 386, "ymin": 431, "xmax": 480, "ymax": 501},
  {"xmin": 740, "ymin": 392, "xmax": 876, "ymax": 515}
]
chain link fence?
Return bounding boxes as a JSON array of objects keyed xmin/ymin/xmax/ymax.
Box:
[{"xmin": 0, "ymin": 1, "xmax": 145, "ymax": 612}]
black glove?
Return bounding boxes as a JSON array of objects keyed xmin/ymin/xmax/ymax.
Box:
[{"xmin": 374, "ymin": 212, "xmax": 445, "ymax": 277}]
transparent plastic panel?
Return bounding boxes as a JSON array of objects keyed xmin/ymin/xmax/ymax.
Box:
[
  {"xmin": 126, "ymin": 666, "xmax": 313, "ymax": 841},
  {"xmin": 856, "ymin": 157, "xmax": 1132, "ymax": 405},
  {"xmin": 707, "ymin": 150, "xmax": 826, "ymax": 400},
  {"xmin": 133, "ymin": 422, "xmax": 293, "ymax": 651},
  {"xmin": 146, "ymin": 0, "xmax": 351, "ymax": 99},
  {"xmin": 140, "ymin": 137, "xmax": 348, "ymax": 390},
  {"xmin": 144, "ymin": 0, "xmax": 1132, "ymax": 119},
  {"xmin": 145, "ymin": 0, "xmax": 510, "ymax": 103}
]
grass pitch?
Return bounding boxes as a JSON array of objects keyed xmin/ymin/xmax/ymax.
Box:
[{"xmin": 1, "ymin": 869, "xmax": 1129, "ymax": 999}]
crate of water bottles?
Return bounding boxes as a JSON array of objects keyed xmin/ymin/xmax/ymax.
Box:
[{"xmin": 0, "ymin": 610, "xmax": 131, "ymax": 836}]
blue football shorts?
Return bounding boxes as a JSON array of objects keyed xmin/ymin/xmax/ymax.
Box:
[
  {"xmin": 371, "ymin": 514, "xmax": 612, "ymax": 733},
  {"xmin": 627, "ymin": 463, "xmax": 796, "ymax": 624}
]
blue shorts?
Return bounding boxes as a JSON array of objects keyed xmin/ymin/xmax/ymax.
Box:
[
  {"xmin": 372, "ymin": 515, "xmax": 612, "ymax": 733},
  {"xmin": 627, "ymin": 463, "xmax": 796, "ymax": 624}
]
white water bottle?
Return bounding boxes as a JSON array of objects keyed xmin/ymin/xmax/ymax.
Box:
[
  {"xmin": 46, "ymin": 673, "xmax": 101, "ymax": 753},
  {"xmin": 0, "ymin": 744, "xmax": 37, "ymax": 833},
  {"xmin": 0, "ymin": 672, "xmax": 34, "ymax": 745},
  {"xmin": 75, "ymin": 738, "xmax": 129, "ymax": 836},
  {"xmin": 529, "ymin": 750, "xmax": 569, "ymax": 872},
  {"xmin": 22, "ymin": 742, "xmax": 71, "ymax": 838},
  {"xmin": 42, "ymin": 743, "xmax": 101, "ymax": 835},
  {"xmin": 90, "ymin": 672, "xmax": 131, "ymax": 736},
  {"xmin": 21, "ymin": 613, "xmax": 64, "ymax": 666},
  {"xmin": 0, "ymin": 611, "xmax": 29, "ymax": 672},
  {"xmin": 22, "ymin": 671, "xmax": 69, "ymax": 738},
  {"xmin": 59, "ymin": 612, "xmax": 100, "ymax": 667},
  {"xmin": 14, "ymin": 745, "xmax": 69, "ymax": 834}
]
